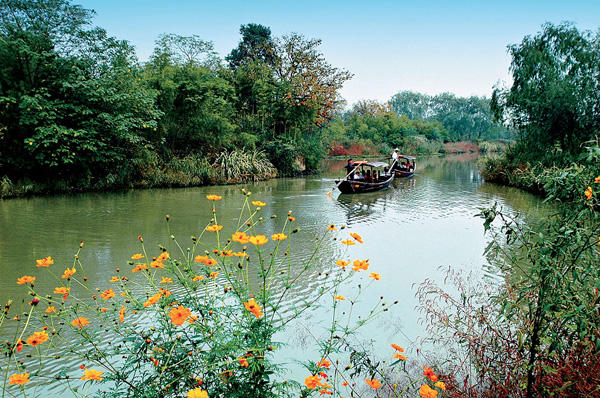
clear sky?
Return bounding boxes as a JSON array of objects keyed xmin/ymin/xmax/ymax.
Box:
[{"xmin": 76, "ymin": 0, "xmax": 600, "ymax": 107}]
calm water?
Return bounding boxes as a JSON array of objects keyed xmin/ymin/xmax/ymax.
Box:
[{"xmin": 0, "ymin": 154, "xmax": 550, "ymax": 392}]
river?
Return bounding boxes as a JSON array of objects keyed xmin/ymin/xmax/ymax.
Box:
[{"xmin": 0, "ymin": 154, "xmax": 550, "ymax": 394}]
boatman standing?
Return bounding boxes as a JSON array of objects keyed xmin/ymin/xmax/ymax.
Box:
[{"xmin": 392, "ymin": 149, "xmax": 399, "ymax": 160}]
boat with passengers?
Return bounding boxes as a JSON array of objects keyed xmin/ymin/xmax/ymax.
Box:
[{"xmin": 334, "ymin": 160, "xmax": 394, "ymax": 194}]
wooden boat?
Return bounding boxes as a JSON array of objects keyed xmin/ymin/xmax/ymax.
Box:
[
  {"xmin": 389, "ymin": 155, "xmax": 416, "ymax": 178},
  {"xmin": 335, "ymin": 161, "xmax": 395, "ymax": 194}
]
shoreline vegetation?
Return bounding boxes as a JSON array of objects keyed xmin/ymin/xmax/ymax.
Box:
[
  {"xmin": 1, "ymin": 0, "xmax": 599, "ymax": 396},
  {"xmin": 0, "ymin": 0, "xmax": 510, "ymax": 200}
]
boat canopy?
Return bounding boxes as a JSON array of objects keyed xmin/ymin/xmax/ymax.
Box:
[
  {"xmin": 363, "ymin": 161, "xmax": 389, "ymax": 168},
  {"xmin": 398, "ymin": 155, "xmax": 416, "ymax": 160}
]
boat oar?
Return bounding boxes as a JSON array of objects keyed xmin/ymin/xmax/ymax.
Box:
[{"xmin": 326, "ymin": 160, "xmax": 365, "ymax": 196}]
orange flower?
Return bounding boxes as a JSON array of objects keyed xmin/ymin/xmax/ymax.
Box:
[
  {"xmin": 188, "ymin": 315, "xmax": 198, "ymax": 324},
  {"xmin": 192, "ymin": 275, "xmax": 205, "ymax": 282},
  {"xmin": 232, "ymin": 231, "xmax": 251, "ymax": 244},
  {"xmin": 219, "ymin": 250, "xmax": 233, "ymax": 257},
  {"xmin": 206, "ymin": 224, "xmax": 223, "ymax": 232},
  {"xmin": 244, "ymin": 298, "xmax": 263, "ymax": 318},
  {"xmin": 209, "ymin": 272, "xmax": 219, "ymax": 278},
  {"xmin": 341, "ymin": 239, "xmax": 356, "ymax": 246},
  {"xmin": 342, "ymin": 381, "xmax": 349, "ymax": 386},
  {"xmin": 419, "ymin": 384, "xmax": 438, "ymax": 397},
  {"xmin": 119, "ymin": 306, "xmax": 125, "ymax": 322},
  {"xmin": 288, "ymin": 216, "xmax": 295, "ymax": 221},
  {"xmin": 595, "ymin": 176, "xmax": 600, "ymax": 184},
  {"xmin": 45, "ymin": 306, "xmax": 56, "ymax": 313},
  {"xmin": 423, "ymin": 366, "xmax": 438, "ymax": 382},
  {"xmin": 351, "ymin": 259, "xmax": 369, "ymax": 272},
  {"xmin": 585, "ymin": 186, "xmax": 593, "ymax": 200},
  {"xmin": 17, "ymin": 275, "xmax": 36, "ymax": 285},
  {"xmin": 160, "ymin": 277, "xmax": 173, "ymax": 283},
  {"xmin": 143, "ymin": 292, "xmax": 162, "ymax": 308},
  {"xmin": 61, "ymin": 267, "xmax": 77, "ymax": 279},
  {"xmin": 239, "ymin": 357, "xmax": 249, "ymax": 367},
  {"xmin": 54, "ymin": 287, "xmax": 70, "ymax": 299},
  {"xmin": 9, "ymin": 373, "xmax": 30, "ymax": 385},
  {"xmin": 249, "ymin": 235, "xmax": 268, "ymax": 245},
  {"xmin": 391, "ymin": 343, "xmax": 404, "ymax": 352},
  {"xmin": 131, "ymin": 253, "xmax": 144, "ymax": 260},
  {"xmin": 316, "ymin": 358, "xmax": 331, "ymax": 369},
  {"xmin": 365, "ymin": 378, "xmax": 381, "ymax": 389},
  {"xmin": 169, "ymin": 305, "xmax": 192, "ymax": 325},
  {"xmin": 15, "ymin": 339, "xmax": 23, "ymax": 352},
  {"xmin": 150, "ymin": 261, "xmax": 165, "ymax": 269},
  {"xmin": 109, "ymin": 276, "xmax": 119, "ymax": 282},
  {"xmin": 271, "ymin": 233, "xmax": 287, "ymax": 241},
  {"xmin": 159, "ymin": 288, "xmax": 172, "ymax": 297},
  {"xmin": 206, "ymin": 195, "xmax": 222, "ymax": 201},
  {"xmin": 252, "ymin": 201, "xmax": 266, "ymax": 207},
  {"xmin": 327, "ymin": 224, "xmax": 337, "ymax": 230},
  {"xmin": 233, "ymin": 252, "xmax": 247, "ymax": 257},
  {"xmin": 132, "ymin": 263, "xmax": 148, "ymax": 273},
  {"xmin": 72, "ymin": 317, "xmax": 90, "ymax": 329},
  {"xmin": 36, "ymin": 257, "xmax": 53, "ymax": 267},
  {"xmin": 393, "ymin": 352, "xmax": 407, "ymax": 360},
  {"xmin": 368, "ymin": 273, "xmax": 381, "ymax": 280},
  {"xmin": 334, "ymin": 295, "xmax": 346, "ymax": 300},
  {"xmin": 350, "ymin": 232, "xmax": 363, "ymax": 243},
  {"xmin": 100, "ymin": 289, "xmax": 116, "ymax": 300},
  {"xmin": 336, "ymin": 260, "xmax": 349, "ymax": 269},
  {"xmin": 187, "ymin": 388, "xmax": 209, "ymax": 398},
  {"xmin": 81, "ymin": 368, "xmax": 104, "ymax": 381},
  {"xmin": 156, "ymin": 252, "xmax": 169, "ymax": 262},
  {"xmin": 435, "ymin": 381, "xmax": 446, "ymax": 390},
  {"xmin": 304, "ymin": 375, "xmax": 324, "ymax": 389},
  {"xmin": 26, "ymin": 331, "xmax": 49, "ymax": 346}
]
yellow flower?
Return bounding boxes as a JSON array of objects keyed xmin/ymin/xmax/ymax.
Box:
[
  {"xmin": 368, "ymin": 273, "xmax": 381, "ymax": 280},
  {"xmin": 595, "ymin": 176, "xmax": 600, "ymax": 184},
  {"xmin": 341, "ymin": 239, "xmax": 356, "ymax": 246},
  {"xmin": 585, "ymin": 186, "xmax": 593, "ymax": 200},
  {"xmin": 132, "ymin": 263, "xmax": 148, "ymax": 273},
  {"xmin": 252, "ymin": 201, "xmax": 266, "ymax": 207},
  {"xmin": 109, "ymin": 276, "xmax": 119, "ymax": 282},
  {"xmin": 61, "ymin": 267, "xmax": 77, "ymax": 279},
  {"xmin": 54, "ymin": 287, "xmax": 71, "ymax": 298},
  {"xmin": 45, "ymin": 306, "xmax": 56, "ymax": 313},
  {"xmin": 394, "ymin": 352, "xmax": 407, "ymax": 360},
  {"xmin": 209, "ymin": 272, "xmax": 219, "ymax": 278},
  {"xmin": 81, "ymin": 368, "xmax": 104, "ymax": 381},
  {"xmin": 187, "ymin": 388, "xmax": 209, "ymax": 398},
  {"xmin": 36, "ymin": 257, "xmax": 54, "ymax": 267},
  {"xmin": 159, "ymin": 288, "xmax": 171, "ymax": 297},
  {"xmin": 232, "ymin": 231, "xmax": 251, "ymax": 244},
  {"xmin": 119, "ymin": 306, "xmax": 125, "ymax": 322},
  {"xmin": 219, "ymin": 250, "xmax": 233, "ymax": 257},
  {"xmin": 233, "ymin": 251, "xmax": 247, "ymax": 257},
  {"xmin": 350, "ymin": 232, "xmax": 364, "ymax": 243},
  {"xmin": 271, "ymin": 233, "xmax": 287, "ymax": 241},
  {"xmin": 249, "ymin": 235, "xmax": 268, "ymax": 245},
  {"xmin": 304, "ymin": 375, "xmax": 324, "ymax": 389},
  {"xmin": 160, "ymin": 277, "xmax": 173, "ymax": 283},
  {"xmin": 192, "ymin": 275, "xmax": 205, "ymax": 282},
  {"xmin": 131, "ymin": 253, "xmax": 144, "ymax": 260},
  {"xmin": 17, "ymin": 275, "xmax": 36, "ymax": 285},
  {"xmin": 156, "ymin": 252, "xmax": 169, "ymax": 262},
  {"xmin": 327, "ymin": 224, "xmax": 337, "ymax": 230},
  {"xmin": 9, "ymin": 373, "xmax": 30, "ymax": 385},
  {"xmin": 206, "ymin": 224, "xmax": 224, "ymax": 232},
  {"xmin": 336, "ymin": 260, "xmax": 349, "ymax": 268},
  {"xmin": 435, "ymin": 381, "xmax": 446, "ymax": 390},
  {"xmin": 334, "ymin": 295, "xmax": 346, "ymax": 300},
  {"xmin": 244, "ymin": 298, "xmax": 263, "ymax": 318},
  {"xmin": 352, "ymin": 259, "xmax": 370, "ymax": 272},
  {"xmin": 206, "ymin": 195, "xmax": 222, "ymax": 201}
]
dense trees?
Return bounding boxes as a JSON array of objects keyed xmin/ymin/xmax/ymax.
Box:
[{"xmin": 491, "ymin": 22, "xmax": 600, "ymax": 161}]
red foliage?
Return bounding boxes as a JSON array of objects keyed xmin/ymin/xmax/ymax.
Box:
[
  {"xmin": 348, "ymin": 144, "xmax": 365, "ymax": 156},
  {"xmin": 444, "ymin": 141, "xmax": 481, "ymax": 154},
  {"xmin": 329, "ymin": 142, "xmax": 349, "ymax": 156}
]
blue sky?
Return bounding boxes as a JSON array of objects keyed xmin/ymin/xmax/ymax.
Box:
[{"xmin": 77, "ymin": 0, "xmax": 600, "ymax": 107}]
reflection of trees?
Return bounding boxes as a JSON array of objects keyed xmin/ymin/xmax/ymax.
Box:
[{"xmin": 335, "ymin": 187, "xmax": 397, "ymax": 225}]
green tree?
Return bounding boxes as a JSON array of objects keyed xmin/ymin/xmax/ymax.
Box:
[
  {"xmin": 226, "ymin": 23, "xmax": 276, "ymax": 70},
  {"xmin": 0, "ymin": 0, "xmax": 159, "ymax": 184},
  {"xmin": 492, "ymin": 22, "xmax": 600, "ymax": 158}
]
